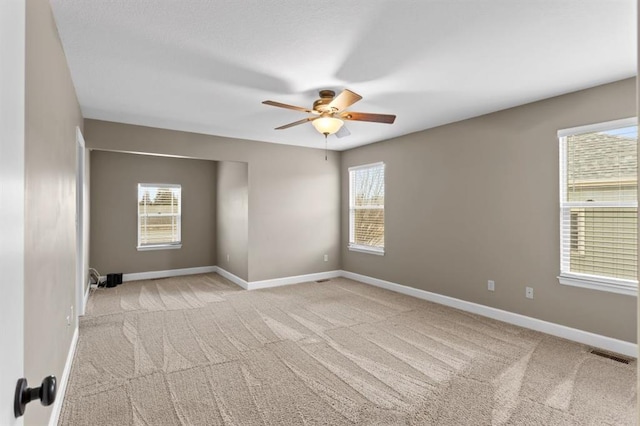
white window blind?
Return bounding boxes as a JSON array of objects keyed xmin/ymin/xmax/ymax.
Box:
[
  {"xmin": 137, "ymin": 183, "xmax": 182, "ymax": 249},
  {"xmin": 349, "ymin": 162, "xmax": 385, "ymax": 254},
  {"xmin": 558, "ymin": 118, "xmax": 637, "ymax": 294}
]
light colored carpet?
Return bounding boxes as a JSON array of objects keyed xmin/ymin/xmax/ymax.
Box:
[{"xmin": 59, "ymin": 273, "xmax": 637, "ymax": 425}]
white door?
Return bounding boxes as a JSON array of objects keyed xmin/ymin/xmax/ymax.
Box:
[{"xmin": 0, "ymin": 0, "xmax": 26, "ymax": 424}]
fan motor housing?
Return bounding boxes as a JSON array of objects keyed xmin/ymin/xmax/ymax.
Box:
[{"xmin": 313, "ymin": 90, "xmax": 337, "ymax": 113}]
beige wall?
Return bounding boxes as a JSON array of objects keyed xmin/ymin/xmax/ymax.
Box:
[
  {"xmin": 342, "ymin": 78, "xmax": 637, "ymax": 343},
  {"xmin": 24, "ymin": 0, "xmax": 84, "ymax": 424},
  {"xmin": 83, "ymin": 119, "xmax": 341, "ymax": 281},
  {"xmin": 90, "ymin": 151, "xmax": 217, "ymax": 274},
  {"xmin": 216, "ymin": 161, "xmax": 249, "ymax": 280}
]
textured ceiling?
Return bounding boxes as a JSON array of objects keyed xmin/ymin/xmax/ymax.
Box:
[{"xmin": 50, "ymin": 0, "xmax": 636, "ymax": 151}]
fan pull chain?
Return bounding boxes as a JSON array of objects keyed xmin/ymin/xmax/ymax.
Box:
[{"xmin": 324, "ymin": 134, "xmax": 328, "ymax": 161}]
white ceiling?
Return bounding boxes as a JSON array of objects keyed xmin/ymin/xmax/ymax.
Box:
[{"xmin": 50, "ymin": 0, "xmax": 636, "ymax": 151}]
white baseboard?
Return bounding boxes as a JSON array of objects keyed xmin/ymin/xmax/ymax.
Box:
[
  {"xmin": 103, "ymin": 266, "xmax": 217, "ymax": 283},
  {"xmin": 248, "ymin": 270, "xmax": 342, "ymax": 290},
  {"xmin": 215, "ymin": 267, "xmax": 249, "ymax": 290},
  {"xmin": 215, "ymin": 267, "xmax": 341, "ymax": 291},
  {"xmin": 341, "ymin": 270, "xmax": 637, "ymax": 358},
  {"xmin": 48, "ymin": 325, "xmax": 79, "ymax": 426}
]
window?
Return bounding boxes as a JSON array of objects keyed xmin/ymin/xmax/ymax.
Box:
[
  {"xmin": 137, "ymin": 183, "xmax": 182, "ymax": 250},
  {"xmin": 349, "ymin": 162, "xmax": 385, "ymax": 255},
  {"xmin": 558, "ymin": 118, "xmax": 637, "ymax": 295}
]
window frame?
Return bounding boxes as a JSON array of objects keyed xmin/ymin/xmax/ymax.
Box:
[
  {"xmin": 348, "ymin": 162, "xmax": 385, "ymax": 256},
  {"xmin": 137, "ymin": 183, "xmax": 183, "ymax": 251},
  {"xmin": 557, "ymin": 117, "xmax": 638, "ymax": 296}
]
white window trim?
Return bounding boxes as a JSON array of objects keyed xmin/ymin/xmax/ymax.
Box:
[
  {"xmin": 557, "ymin": 117, "xmax": 637, "ymax": 138},
  {"xmin": 348, "ymin": 244, "xmax": 385, "ymax": 256},
  {"xmin": 558, "ymin": 273, "xmax": 637, "ymax": 296},
  {"xmin": 348, "ymin": 162, "xmax": 385, "ymax": 256},
  {"xmin": 557, "ymin": 117, "xmax": 638, "ymax": 296},
  {"xmin": 137, "ymin": 243, "xmax": 182, "ymax": 251},
  {"xmin": 137, "ymin": 183, "xmax": 182, "ymax": 251}
]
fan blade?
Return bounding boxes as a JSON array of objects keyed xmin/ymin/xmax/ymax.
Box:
[
  {"xmin": 341, "ymin": 111, "xmax": 396, "ymax": 124},
  {"xmin": 275, "ymin": 117, "xmax": 317, "ymax": 130},
  {"xmin": 336, "ymin": 125, "xmax": 351, "ymax": 138},
  {"xmin": 328, "ymin": 89, "xmax": 362, "ymax": 111},
  {"xmin": 263, "ymin": 100, "xmax": 312, "ymax": 113}
]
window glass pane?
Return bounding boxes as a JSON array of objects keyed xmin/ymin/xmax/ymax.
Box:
[
  {"xmin": 349, "ymin": 163, "xmax": 385, "ymax": 250},
  {"xmin": 568, "ymin": 207, "xmax": 637, "ymax": 281},
  {"xmin": 140, "ymin": 215, "xmax": 180, "ymax": 245},
  {"xmin": 351, "ymin": 167, "xmax": 384, "ymax": 207},
  {"xmin": 138, "ymin": 184, "xmax": 181, "ymax": 246},
  {"xmin": 566, "ymin": 127, "xmax": 637, "ymax": 202},
  {"xmin": 560, "ymin": 121, "xmax": 638, "ymax": 285},
  {"xmin": 353, "ymin": 209, "xmax": 384, "ymax": 247}
]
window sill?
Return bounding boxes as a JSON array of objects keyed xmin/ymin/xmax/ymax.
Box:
[
  {"xmin": 137, "ymin": 244, "xmax": 182, "ymax": 251},
  {"xmin": 348, "ymin": 245, "xmax": 384, "ymax": 256},
  {"xmin": 557, "ymin": 273, "xmax": 637, "ymax": 296}
]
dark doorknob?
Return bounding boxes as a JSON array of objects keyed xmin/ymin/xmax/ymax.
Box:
[{"xmin": 14, "ymin": 375, "xmax": 57, "ymax": 418}]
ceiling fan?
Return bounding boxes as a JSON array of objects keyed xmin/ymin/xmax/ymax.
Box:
[{"xmin": 262, "ymin": 89, "xmax": 396, "ymax": 138}]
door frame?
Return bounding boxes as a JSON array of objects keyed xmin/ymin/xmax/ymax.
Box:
[
  {"xmin": 0, "ymin": 0, "xmax": 26, "ymax": 424},
  {"xmin": 76, "ymin": 127, "xmax": 88, "ymax": 316}
]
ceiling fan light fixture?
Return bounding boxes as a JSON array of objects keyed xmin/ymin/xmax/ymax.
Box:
[
  {"xmin": 312, "ymin": 116, "xmax": 344, "ymax": 135},
  {"xmin": 263, "ymin": 89, "xmax": 396, "ymax": 137}
]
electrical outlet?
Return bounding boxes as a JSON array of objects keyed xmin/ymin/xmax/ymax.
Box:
[
  {"xmin": 324, "ymin": 254, "xmax": 329, "ymax": 262},
  {"xmin": 487, "ymin": 280, "xmax": 495, "ymax": 291},
  {"xmin": 525, "ymin": 287, "xmax": 534, "ymax": 299},
  {"xmin": 66, "ymin": 315, "xmax": 71, "ymax": 326},
  {"xmin": 226, "ymin": 254, "xmax": 230, "ymax": 263}
]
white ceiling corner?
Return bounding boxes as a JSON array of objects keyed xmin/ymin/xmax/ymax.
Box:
[{"xmin": 50, "ymin": 0, "xmax": 637, "ymax": 151}]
